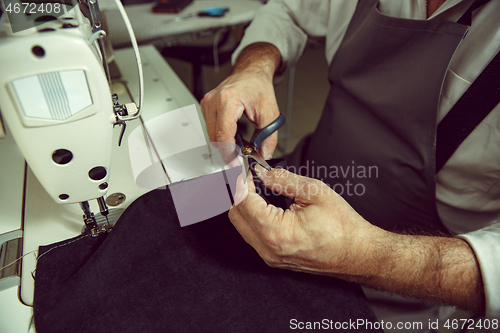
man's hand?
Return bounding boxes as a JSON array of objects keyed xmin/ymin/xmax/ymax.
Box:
[
  {"xmin": 201, "ymin": 43, "xmax": 282, "ymax": 160},
  {"xmin": 229, "ymin": 165, "xmax": 378, "ymax": 276},
  {"xmin": 229, "ymin": 166, "xmax": 485, "ymax": 315}
]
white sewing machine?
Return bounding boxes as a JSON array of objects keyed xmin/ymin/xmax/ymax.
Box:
[
  {"xmin": 0, "ymin": 0, "xmax": 204, "ymax": 331},
  {"xmin": 0, "ymin": 0, "xmax": 145, "ymax": 234}
]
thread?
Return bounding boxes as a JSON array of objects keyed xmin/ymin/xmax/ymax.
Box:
[
  {"xmin": 0, "ymin": 234, "xmax": 90, "ymax": 278},
  {"xmin": 0, "ymin": 250, "xmax": 38, "ymax": 274},
  {"xmin": 36, "ymin": 234, "xmax": 90, "ymax": 262}
]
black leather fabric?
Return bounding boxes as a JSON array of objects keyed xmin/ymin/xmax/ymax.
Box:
[{"xmin": 33, "ymin": 159, "xmax": 381, "ymax": 333}]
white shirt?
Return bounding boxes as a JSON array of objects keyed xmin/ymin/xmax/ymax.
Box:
[{"xmin": 233, "ymin": 0, "xmax": 500, "ymax": 322}]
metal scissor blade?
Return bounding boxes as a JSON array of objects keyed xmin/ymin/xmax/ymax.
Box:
[
  {"xmin": 247, "ymin": 150, "xmax": 271, "ymax": 171},
  {"xmin": 242, "ymin": 156, "xmax": 250, "ymax": 183}
]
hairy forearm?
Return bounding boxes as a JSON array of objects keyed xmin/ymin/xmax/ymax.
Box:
[
  {"xmin": 232, "ymin": 42, "xmax": 282, "ymax": 79},
  {"xmin": 230, "ymin": 168, "xmax": 486, "ymax": 315},
  {"xmin": 342, "ymin": 229, "xmax": 485, "ymax": 314}
]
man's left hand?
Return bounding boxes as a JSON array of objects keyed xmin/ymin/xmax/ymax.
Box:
[
  {"xmin": 229, "ymin": 165, "xmax": 485, "ymax": 314},
  {"xmin": 229, "ymin": 165, "xmax": 381, "ymax": 277}
]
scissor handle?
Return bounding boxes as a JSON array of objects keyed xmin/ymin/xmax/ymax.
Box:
[
  {"xmin": 250, "ymin": 114, "xmax": 286, "ymax": 151},
  {"xmin": 198, "ymin": 7, "xmax": 229, "ymax": 17}
]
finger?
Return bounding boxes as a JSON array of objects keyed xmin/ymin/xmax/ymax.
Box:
[
  {"xmin": 234, "ymin": 180, "xmax": 269, "ymax": 217},
  {"xmin": 233, "ymin": 171, "xmax": 249, "ymax": 206},
  {"xmin": 216, "ymin": 99, "xmax": 244, "ymax": 144},
  {"xmin": 217, "ymin": 100, "xmax": 245, "ymax": 162},
  {"xmin": 254, "ymin": 166, "xmax": 327, "ymax": 205},
  {"xmin": 234, "ymin": 179, "xmax": 284, "ymax": 233},
  {"xmin": 232, "ymin": 164, "xmax": 260, "ymax": 206},
  {"xmin": 258, "ymin": 132, "xmax": 278, "ymax": 161},
  {"xmin": 200, "ymin": 92, "xmax": 217, "ymax": 143},
  {"xmin": 200, "ymin": 92, "xmax": 209, "ymax": 119},
  {"xmin": 251, "ymin": 98, "xmax": 280, "ymax": 160},
  {"xmin": 229, "ymin": 171, "xmax": 274, "ymax": 250},
  {"xmin": 228, "ymin": 204, "xmax": 262, "ymax": 249}
]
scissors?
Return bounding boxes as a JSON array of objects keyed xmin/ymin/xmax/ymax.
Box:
[
  {"xmin": 164, "ymin": 7, "xmax": 230, "ymax": 23},
  {"xmin": 235, "ymin": 114, "xmax": 286, "ymax": 179}
]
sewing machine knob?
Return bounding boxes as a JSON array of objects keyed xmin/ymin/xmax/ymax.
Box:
[
  {"xmin": 52, "ymin": 149, "xmax": 73, "ymax": 165},
  {"xmin": 89, "ymin": 166, "xmax": 107, "ymax": 181},
  {"xmin": 32, "ymin": 46, "xmax": 45, "ymax": 57},
  {"xmin": 106, "ymin": 193, "xmax": 126, "ymax": 206}
]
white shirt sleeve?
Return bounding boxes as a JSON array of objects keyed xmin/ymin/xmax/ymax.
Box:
[
  {"xmin": 458, "ymin": 223, "xmax": 500, "ymax": 321},
  {"xmin": 232, "ymin": 0, "xmax": 332, "ymax": 82}
]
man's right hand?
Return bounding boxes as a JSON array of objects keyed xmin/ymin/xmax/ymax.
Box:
[{"xmin": 201, "ymin": 43, "xmax": 282, "ymax": 160}]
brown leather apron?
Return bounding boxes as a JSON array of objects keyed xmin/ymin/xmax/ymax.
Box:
[{"xmin": 301, "ymin": 0, "xmax": 469, "ymax": 234}]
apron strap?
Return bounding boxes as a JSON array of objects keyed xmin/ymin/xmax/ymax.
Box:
[
  {"xmin": 436, "ymin": 49, "xmax": 500, "ymax": 172},
  {"xmin": 456, "ymin": 0, "xmax": 490, "ymax": 26}
]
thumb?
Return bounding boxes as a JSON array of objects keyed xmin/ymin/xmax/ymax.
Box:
[{"xmin": 255, "ymin": 165, "xmax": 327, "ymax": 204}]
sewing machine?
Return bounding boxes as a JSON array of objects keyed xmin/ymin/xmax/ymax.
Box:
[
  {"xmin": 0, "ymin": 0, "xmax": 145, "ymax": 235},
  {"xmin": 0, "ymin": 1, "xmax": 203, "ymax": 331}
]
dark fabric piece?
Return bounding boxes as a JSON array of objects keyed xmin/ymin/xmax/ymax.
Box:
[
  {"xmin": 436, "ymin": 49, "xmax": 500, "ymax": 172},
  {"xmin": 303, "ymin": 0, "xmax": 468, "ymax": 234},
  {"xmin": 34, "ymin": 159, "xmax": 381, "ymax": 333}
]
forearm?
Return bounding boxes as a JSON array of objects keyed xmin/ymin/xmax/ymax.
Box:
[
  {"xmin": 343, "ymin": 228, "xmax": 485, "ymax": 314},
  {"xmin": 231, "ymin": 43, "xmax": 282, "ymax": 79},
  {"xmin": 230, "ymin": 168, "xmax": 488, "ymax": 315}
]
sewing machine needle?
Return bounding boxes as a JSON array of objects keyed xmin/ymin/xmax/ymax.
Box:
[{"xmin": 97, "ymin": 197, "xmax": 110, "ymax": 227}]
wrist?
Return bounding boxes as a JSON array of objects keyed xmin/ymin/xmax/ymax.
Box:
[
  {"xmin": 335, "ymin": 224, "xmax": 394, "ymax": 281},
  {"xmin": 232, "ymin": 42, "xmax": 282, "ymax": 80}
]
